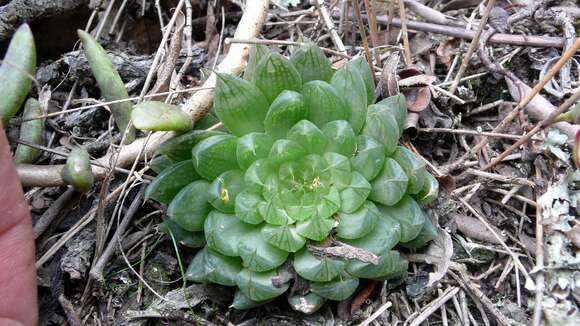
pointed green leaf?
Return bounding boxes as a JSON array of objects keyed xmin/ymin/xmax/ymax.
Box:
[
  {"xmin": 362, "ymin": 104, "xmax": 400, "ymax": 155},
  {"xmin": 290, "ymin": 43, "xmax": 333, "ymax": 83},
  {"xmin": 208, "ymin": 170, "xmax": 245, "ymax": 213},
  {"xmin": 376, "ymin": 94, "xmax": 407, "ymax": 135},
  {"xmin": 293, "ymin": 249, "xmax": 346, "ymax": 282},
  {"xmin": 262, "ymin": 224, "xmax": 306, "ymax": 252},
  {"xmin": 268, "ymin": 139, "xmax": 306, "ymax": 165},
  {"xmin": 235, "ymin": 190, "xmax": 265, "ymax": 224},
  {"xmin": 191, "ymin": 134, "xmax": 238, "ymax": 180},
  {"xmin": 336, "ymin": 201, "xmax": 379, "ymax": 239},
  {"xmin": 214, "ymin": 73, "xmax": 269, "ymax": 136},
  {"xmin": 377, "ymin": 196, "xmax": 425, "ymax": 242},
  {"xmin": 339, "ymin": 209, "xmax": 400, "ymax": 254},
  {"xmin": 232, "ymin": 290, "xmax": 268, "ymax": 310},
  {"xmin": 238, "ymin": 230, "xmax": 289, "ymax": 272},
  {"xmin": 264, "ymin": 90, "xmax": 309, "ymax": 140},
  {"xmin": 185, "ymin": 246, "xmax": 209, "ymax": 283},
  {"xmin": 317, "ymin": 186, "xmax": 342, "ymax": 219},
  {"xmin": 204, "ymin": 210, "xmax": 253, "ymax": 256},
  {"xmin": 302, "ymin": 80, "xmax": 350, "ymax": 127},
  {"xmin": 195, "ymin": 111, "xmax": 222, "ymax": 130},
  {"xmin": 61, "ymin": 147, "xmax": 94, "ymax": 192},
  {"xmin": 252, "ymin": 52, "xmax": 302, "ymax": 103},
  {"xmin": 322, "ymin": 120, "xmax": 356, "ymax": 157},
  {"xmin": 369, "ymin": 158, "xmax": 408, "ymax": 206},
  {"xmin": 346, "ymin": 57, "xmax": 374, "ymax": 105},
  {"xmin": 236, "ymin": 269, "xmax": 289, "ymax": 302},
  {"xmin": 311, "ymin": 275, "xmax": 359, "ymax": 301},
  {"xmin": 399, "ymin": 216, "xmax": 437, "ymax": 249},
  {"xmin": 158, "ymin": 129, "xmax": 223, "ymax": 161},
  {"xmin": 258, "ymin": 199, "xmax": 291, "ymax": 225},
  {"xmin": 351, "ymin": 135, "xmax": 385, "ymax": 181},
  {"xmin": 330, "ymin": 64, "xmax": 367, "ymax": 133},
  {"xmin": 148, "ymin": 155, "xmax": 175, "ymax": 174},
  {"xmin": 287, "ymin": 120, "xmax": 328, "ymax": 154},
  {"xmin": 0, "ymin": 24, "xmax": 36, "ymax": 124},
  {"xmin": 145, "ymin": 159, "xmax": 199, "ymax": 203},
  {"xmin": 132, "ymin": 101, "xmax": 192, "ymax": 132},
  {"xmin": 416, "ymin": 171, "xmax": 439, "ymax": 206},
  {"xmin": 14, "ymin": 98, "xmax": 43, "ymax": 164},
  {"xmin": 77, "ymin": 29, "xmax": 134, "ymax": 142},
  {"xmin": 340, "ymin": 172, "xmax": 371, "ymax": 213},
  {"xmin": 288, "ymin": 292, "xmax": 326, "ymax": 314},
  {"xmin": 244, "ymin": 159, "xmax": 272, "ymax": 192},
  {"xmin": 324, "ymin": 152, "xmax": 352, "ymax": 190},
  {"xmin": 204, "ymin": 248, "xmax": 243, "ymax": 286},
  {"xmin": 346, "ymin": 250, "xmax": 408, "ymax": 279},
  {"xmin": 392, "ymin": 146, "xmax": 426, "ymax": 194},
  {"xmin": 159, "ymin": 219, "xmax": 205, "ymax": 248},
  {"xmin": 236, "ymin": 132, "xmax": 273, "ymax": 170},
  {"xmin": 167, "ymin": 180, "xmax": 211, "ymax": 231},
  {"xmin": 295, "ymin": 215, "xmax": 335, "ymax": 241},
  {"xmin": 244, "ymin": 44, "xmax": 271, "ymax": 81}
]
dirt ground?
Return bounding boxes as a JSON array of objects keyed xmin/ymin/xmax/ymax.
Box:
[{"xmin": 1, "ymin": 0, "xmax": 579, "ymax": 325}]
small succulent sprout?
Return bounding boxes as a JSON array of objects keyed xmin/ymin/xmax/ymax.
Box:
[
  {"xmin": 61, "ymin": 147, "xmax": 94, "ymax": 192},
  {"xmin": 0, "ymin": 24, "xmax": 36, "ymax": 124},
  {"xmin": 14, "ymin": 98, "xmax": 43, "ymax": 164},
  {"xmin": 146, "ymin": 43, "xmax": 440, "ymax": 312},
  {"xmin": 77, "ymin": 30, "xmax": 135, "ymax": 142},
  {"xmin": 131, "ymin": 101, "xmax": 193, "ymax": 132}
]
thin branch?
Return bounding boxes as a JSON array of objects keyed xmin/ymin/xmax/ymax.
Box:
[
  {"xmin": 314, "ymin": 0, "xmax": 347, "ymax": 54},
  {"xmin": 448, "ymin": 0, "xmax": 496, "ymax": 95},
  {"xmin": 483, "ymin": 89, "xmax": 580, "ymax": 170},
  {"xmin": 397, "ymin": 0, "xmax": 412, "ymax": 65},
  {"xmin": 351, "ymin": 0, "xmax": 376, "ymax": 84}
]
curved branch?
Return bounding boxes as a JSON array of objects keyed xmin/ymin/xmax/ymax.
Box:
[{"xmin": 17, "ymin": 0, "xmax": 270, "ymax": 187}]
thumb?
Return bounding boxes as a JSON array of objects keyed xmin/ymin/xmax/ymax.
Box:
[{"xmin": 0, "ymin": 318, "xmax": 27, "ymax": 326}]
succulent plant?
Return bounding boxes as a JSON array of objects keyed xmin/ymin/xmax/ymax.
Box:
[{"xmin": 145, "ymin": 43, "xmax": 439, "ymax": 312}]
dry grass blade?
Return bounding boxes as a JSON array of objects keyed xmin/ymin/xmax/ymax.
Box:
[
  {"xmin": 397, "ymin": 0, "xmax": 412, "ymax": 66},
  {"xmin": 408, "ymin": 287, "xmax": 460, "ymax": 326}
]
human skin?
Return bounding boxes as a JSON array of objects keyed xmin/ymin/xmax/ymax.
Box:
[{"xmin": 0, "ymin": 125, "xmax": 38, "ymax": 326}]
